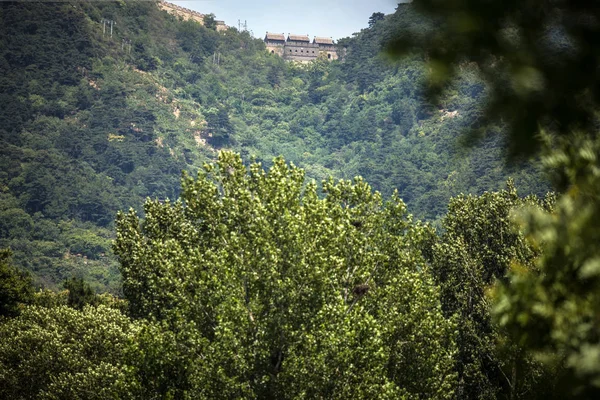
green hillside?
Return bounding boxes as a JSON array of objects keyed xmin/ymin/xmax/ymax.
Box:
[
  {"xmin": 3, "ymin": 1, "xmax": 600, "ymax": 398},
  {"xmin": 0, "ymin": 1, "xmax": 547, "ymax": 291}
]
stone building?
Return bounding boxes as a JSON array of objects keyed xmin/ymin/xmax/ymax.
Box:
[
  {"xmin": 264, "ymin": 33, "xmax": 338, "ymax": 62},
  {"xmin": 264, "ymin": 33, "xmax": 286, "ymax": 57}
]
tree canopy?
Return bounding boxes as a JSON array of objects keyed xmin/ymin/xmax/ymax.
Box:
[
  {"xmin": 0, "ymin": 248, "xmax": 33, "ymax": 317},
  {"xmin": 387, "ymin": 0, "xmax": 600, "ymax": 395},
  {"xmin": 3, "ymin": 0, "xmax": 600, "ymax": 397},
  {"xmin": 387, "ymin": 0, "xmax": 600, "ymax": 158},
  {"xmin": 113, "ymin": 151, "xmax": 458, "ymax": 398}
]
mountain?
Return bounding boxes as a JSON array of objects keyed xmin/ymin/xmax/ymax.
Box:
[{"xmin": 0, "ymin": 1, "xmax": 548, "ymax": 291}]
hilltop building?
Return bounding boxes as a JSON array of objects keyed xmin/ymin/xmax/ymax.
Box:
[{"xmin": 265, "ymin": 33, "xmax": 338, "ymax": 62}]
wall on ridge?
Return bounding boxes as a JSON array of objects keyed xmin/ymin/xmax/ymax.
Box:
[{"xmin": 159, "ymin": 1, "xmax": 227, "ymax": 31}]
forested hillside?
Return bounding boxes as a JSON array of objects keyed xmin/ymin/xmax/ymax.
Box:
[
  {"xmin": 0, "ymin": 1, "xmax": 548, "ymax": 292},
  {"xmin": 3, "ymin": 1, "xmax": 600, "ymax": 398}
]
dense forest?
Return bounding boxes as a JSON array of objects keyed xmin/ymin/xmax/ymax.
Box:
[
  {"xmin": 0, "ymin": 0, "xmax": 547, "ymax": 291},
  {"xmin": 1, "ymin": 0, "xmax": 599, "ymax": 398}
]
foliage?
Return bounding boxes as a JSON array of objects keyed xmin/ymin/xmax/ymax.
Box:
[
  {"xmin": 0, "ymin": 305, "xmax": 142, "ymax": 399},
  {"xmin": 387, "ymin": 0, "xmax": 600, "ymax": 395},
  {"xmin": 4, "ymin": 1, "xmax": 595, "ymax": 397},
  {"xmin": 64, "ymin": 276, "xmax": 97, "ymax": 310},
  {"xmin": 433, "ymin": 182, "xmax": 555, "ymax": 399},
  {"xmin": 387, "ymin": 1, "xmax": 600, "ymax": 158},
  {"xmin": 0, "ymin": 1, "xmax": 549, "ymax": 290},
  {"xmin": 495, "ymin": 136, "xmax": 600, "ymax": 397},
  {"xmin": 0, "ymin": 248, "xmax": 34, "ymax": 317},
  {"xmin": 114, "ymin": 151, "xmax": 458, "ymax": 398},
  {"xmin": 203, "ymin": 13, "xmax": 218, "ymax": 31}
]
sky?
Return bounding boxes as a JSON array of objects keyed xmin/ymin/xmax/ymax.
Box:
[{"xmin": 171, "ymin": 0, "xmax": 402, "ymax": 41}]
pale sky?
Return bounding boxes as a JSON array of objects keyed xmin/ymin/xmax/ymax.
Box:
[{"xmin": 171, "ymin": 0, "xmax": 402, "ymax": 40}]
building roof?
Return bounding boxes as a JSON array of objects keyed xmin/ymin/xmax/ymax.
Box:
[
  {"xmin": 313, "ymin": 37, "xmax": 334, "ymax": 45},
  {"xmin": 265, "ymin": 32, "xmax": 286, "ymax": 41},
  {"xmin": 287, "ymin": 34, "xmax": 310, "ymax": 42}
]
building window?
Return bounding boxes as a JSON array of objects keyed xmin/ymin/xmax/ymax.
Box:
[
  {"xmin": 271, "ymin": 50, "xmax": 274, "ymax": 54},
  {"xmin": 328, "ymin": 53, "xmax": 331, "ymax": 59}
]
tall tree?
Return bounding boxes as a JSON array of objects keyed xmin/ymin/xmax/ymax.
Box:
[
  {"xmin": 114, "ymin": 151, "xmax": 458, "ymax": 398},
  {"xmin": 388, "ymin": 1, "xmax": 600, "ymax": 395},
  {"xmin": 63, "ymin": 276, "xmax": 97, "ymax": 310},
  {"xmin": 0, "ymin": 305, "xmax": 141, "ymax": 399},
  {"xmin": 433, "ymin": 182, "xmax": 555, "ymax": 399},
  {"xmin": 495, "ymin": 136, "xmax": 600, "ymax": 397},
  {"xmin": 0, "ymin": 248, "xmax": 33, "ymax": 318}
]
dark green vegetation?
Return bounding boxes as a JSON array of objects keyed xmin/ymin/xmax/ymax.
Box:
[
  {"xmin": 0, "ymin": 152, "xmax": 551, "ymax": 399},
  {"xmin": 392, "ymin": 1, "xmax": 600, "ymax": 397},
  {"xmin": 0, "ymin": 248, "xmax": 34, "ymax": 317},
  {"xmin": 388, "ymin": 0, "xmax": 600, "ymax": 158},
  {"xmin": 0, "ymin": 1, "xmax": 546, "ymax": 291},
  {"xmin": 2, "ymin": 0, "xmax": 600, "ymax": 398}
]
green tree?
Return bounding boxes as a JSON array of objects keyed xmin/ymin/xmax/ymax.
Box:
[
  {"xmin": 0, "ymin": 208, "xmax": 34, "ymax": 238},
  {"xmin": 0, "ymin": 248, "xmax": 34, "ymax": 317},
  {"xmin": 63, "ymin": 277, "xmax": 97, "ymax": 310},
  {"xmin": 0, "ymin": 305, "xmax": 141, "ymax": 399},
  {"xmin": 433, "ymin": 182, "xmax": 555, "ymax": 399},
  {"xmin": 1, "ymin": 0, "xmax": 552, "ymax": 292},
  {"xmin": 203, "ymin": 13, "xmax": 218, "ymax": 31},
  {"xmin": 495, "ymin": 136, "xmax": 600, "ymax": 397},
  {"xmin": 388, "ymin": 1, "xmax": 600, "ymax": 395},
  {"xmin": 114, "ymin": 151, "xmax": 458, "ymax": 398},
  {"xmin": 205, "ymin": 105, "xmax": 232, "ymax": 145},
  {"xmin": 368, "ymin": 12, "xmax": 385, "ymax": 28}
]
